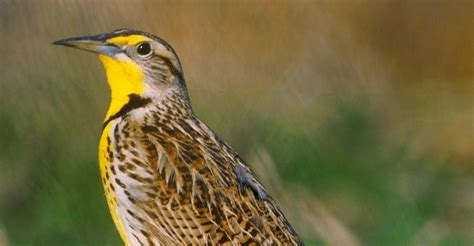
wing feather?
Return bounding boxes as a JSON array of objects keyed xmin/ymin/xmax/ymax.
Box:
[{"xmin": 133, "ymin": 116, "xmax": 302, "ymax": 245}]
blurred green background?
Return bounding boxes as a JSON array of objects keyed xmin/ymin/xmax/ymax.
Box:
[{"xmin": 0, "ymin": 1, "xmax": 472, "ymax": 245}]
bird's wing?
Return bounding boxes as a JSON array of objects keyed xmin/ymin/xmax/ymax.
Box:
[{"xmin": 134, "ymin": 116, "xmax": 302, "ymax": 245}]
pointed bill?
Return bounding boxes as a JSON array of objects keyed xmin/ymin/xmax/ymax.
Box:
[{"xmin": 53, "ymin": 34, "xmax": 122, "ymax": 57}]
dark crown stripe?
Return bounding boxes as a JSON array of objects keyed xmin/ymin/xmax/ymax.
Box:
[{"xmin": 102, "ymin": 94, "xmax": 152, "ymax": 130}]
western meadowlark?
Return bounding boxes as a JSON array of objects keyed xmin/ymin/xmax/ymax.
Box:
[{"xmin": 53, "ymin": 29, "xmax": 303, "ymax": 245}]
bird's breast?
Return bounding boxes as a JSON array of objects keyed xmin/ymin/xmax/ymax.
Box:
[
  {"xmin": 98, "ymin": 120, "xmax": 129, "ymax": 243},
  {"xmin": 99, "ymin": 117, "xmax": 175, "ymax": 245}
]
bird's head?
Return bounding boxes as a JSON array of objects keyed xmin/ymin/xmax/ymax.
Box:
[{"xmin": 54, "ymin": 29, "xmax": 188, "ymax": 120}]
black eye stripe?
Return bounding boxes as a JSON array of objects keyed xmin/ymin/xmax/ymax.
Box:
[
  {"xmin": 156, "ymin": 54, "xmax": 183, "ymax": 80},
  {"xmin": 137, "ymin": 42, "xmax": 152, "ymax": 56}
]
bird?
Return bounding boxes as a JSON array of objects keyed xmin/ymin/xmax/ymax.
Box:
[{"xmin": 53, "ymin": 29, "xmax": 303, "ymax": 245}]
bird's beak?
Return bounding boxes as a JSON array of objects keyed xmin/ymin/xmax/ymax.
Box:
[{"xmin": 52, "ymin": 34, "xmax": 121, "ymax": 57}]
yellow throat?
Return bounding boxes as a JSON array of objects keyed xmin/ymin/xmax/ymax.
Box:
[{"xmin": 99, "ymin": 35, "xmax": 152, "ymax": 120}]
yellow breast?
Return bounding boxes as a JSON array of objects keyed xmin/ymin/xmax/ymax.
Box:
[{"xmin": 98, "ymin": 122, "xmax": 129, "ymax": 244}]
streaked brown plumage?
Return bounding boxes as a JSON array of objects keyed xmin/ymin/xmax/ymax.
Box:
[{"xmin": 54, "ymin": 29, "xmax": 303, "ymax": 245}]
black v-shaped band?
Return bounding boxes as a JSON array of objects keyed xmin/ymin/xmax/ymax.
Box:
[{"xmin": 102, "ymin": 94, "xmax": 152, "ymax": 130}]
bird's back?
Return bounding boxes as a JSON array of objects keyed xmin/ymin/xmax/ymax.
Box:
[{"xmin": 99, "ymin": 96, "xmax": 302, "ymax": 245}]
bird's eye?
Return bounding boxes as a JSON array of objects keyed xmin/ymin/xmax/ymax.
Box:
[{"xmin": 136, "ymin": 42, "xmax": 152, "ymax": 56}]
